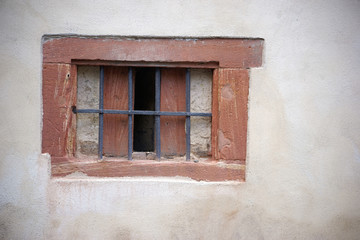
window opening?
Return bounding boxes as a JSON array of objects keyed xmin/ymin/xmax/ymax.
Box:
[
  {"xmin": 74, "ymin": 66, "xmax": 212, "ymax": 161},
  {"xmin": 133, "ymin": 68, "xmax": 155, "ymax": 152}
]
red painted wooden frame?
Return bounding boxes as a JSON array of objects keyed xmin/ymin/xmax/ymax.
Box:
[{"xmin": 42, "ymin": 36, "xmax": 263, "ymax": 181}]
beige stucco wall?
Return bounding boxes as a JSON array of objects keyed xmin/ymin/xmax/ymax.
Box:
[{"xmin": 1, "ymin": 0, "xmax": 360, "ymax": 239}]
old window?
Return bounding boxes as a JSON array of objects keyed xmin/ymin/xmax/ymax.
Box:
[
  {"xmin": 76, "ymin": 66, "xmax": 212, "ymax": 161},
  {"xmin": 42, "ymin": 36, "xmax": 263, "ymax": 181}
]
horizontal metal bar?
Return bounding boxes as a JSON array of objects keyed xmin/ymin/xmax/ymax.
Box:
[{"xmin": 74, "ymin": 108, "xmax": 212, "ymax": 117}]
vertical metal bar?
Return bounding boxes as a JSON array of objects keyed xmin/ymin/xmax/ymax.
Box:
[
  {"xmin": 155, "ymin": 67, "xmax": 161, "ymax": 160},
  {"xmin": 185, "ymin": 68, "xmax": 191, "ymax": 161},
  {"xmin": 98, "ymin": 66, "xmax": 104, "ymax": 159},
  {"xmin": 128, "ymin": 67, "xmax": 133, "ymax": 160}
]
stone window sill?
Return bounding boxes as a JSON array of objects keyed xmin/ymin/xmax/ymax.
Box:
[{"xmin": 51, "ymin": 157, "xmax": 245, "ymax": 182}]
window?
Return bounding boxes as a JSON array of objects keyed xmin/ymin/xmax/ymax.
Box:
[
  {"xmin": 42, "ymin": 36, "xmax": 263, "ymax": 181},
  {"xmin": 76, "ymin": 66, "xmax": 212, "ymax": 161}
]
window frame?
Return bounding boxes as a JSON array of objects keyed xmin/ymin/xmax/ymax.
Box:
[{"xmin": 42, "ymin": 36, "xmax": 263, "ymax": 181}]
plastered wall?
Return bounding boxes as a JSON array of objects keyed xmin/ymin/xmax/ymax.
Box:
[{"xmin": 1, "ymin": 0, "xmax": 360, "ymax": 239}]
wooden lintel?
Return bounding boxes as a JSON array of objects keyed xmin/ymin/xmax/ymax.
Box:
[{"xmin": 43, "ymin": 37, "xmax": 263, "ymax": 68}]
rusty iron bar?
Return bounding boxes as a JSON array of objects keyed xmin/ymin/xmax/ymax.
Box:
[
  {"xmin": 128, "ymin": 67, "xmax": 133, "ymax": 160},
  {"xmin": 185, "ymin": 69, "xmax": 191, "ymax": 161},
  {"xmin": 98, "ymin": 66, "xmax": 104, "ymax": 159},
  {"xmin": 155, "ymin": 67, "xmax": 161, "ymax": 160}
]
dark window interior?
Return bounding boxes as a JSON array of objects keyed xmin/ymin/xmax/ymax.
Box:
[{"xmin": 133, "ymin": 68, "xmax": 155, "ymax": 152}]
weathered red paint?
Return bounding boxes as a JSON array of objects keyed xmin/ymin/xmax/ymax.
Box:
[
  {"xmin": 43, "ymin": 37, "xmax": 263, "ymax": 68},
  {"xmin": 216, "ymin": 69, "xmax": 249, "ymax": 160},
  {"xmin": 212, "ymin": 69, "xmax": 220, "ymax": 159},
  {"xmin": 160, "ymin": 68, "xmax": 186, "ymax": 155},
  {"xmin": 42, "ymin": 63, "xmax": 77, "ymax": 157},
  {"xmin": 51, "ymin": 158, "xmax": 245, "ymax": 182},
  {"xmin": 103, "ymin": 66, "xmax": 129, "ymax": 156}
]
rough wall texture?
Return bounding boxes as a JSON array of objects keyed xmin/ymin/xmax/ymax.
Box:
[
  {"xmin": 76, "ymin": 66, "xmax": 99, "ymax": 157},
  {"xmin": 1, "ymin": 0, "xmax": 360, "ymax": 239},
  {"xmin": 190, "ymin": 69, "xmax": 212, "ymax": 158}
]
